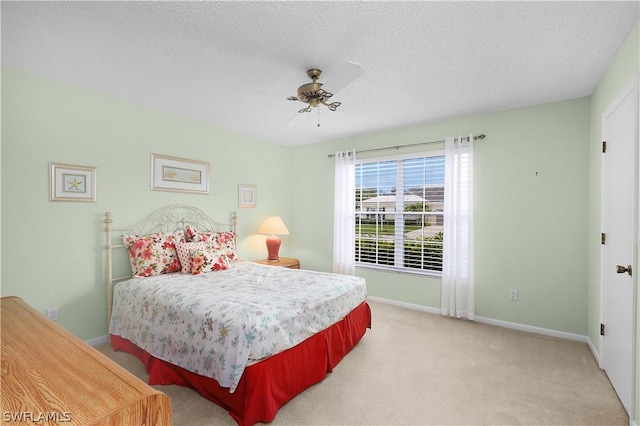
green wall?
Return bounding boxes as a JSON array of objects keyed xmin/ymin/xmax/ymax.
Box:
[
  {"xmin": 1, "ymin": 66, "xmax": 292, "ymax": 340},
  {"xmin": 588, "ymin": 19, "xmax": 639, "ymax": 423},
  {"xmin": 2, "ymin": 65, "xmax": 593, "ymax": 339},
  {"xmin": 290, "ymin": 98, "xmax": 591, "ymax": 336}
]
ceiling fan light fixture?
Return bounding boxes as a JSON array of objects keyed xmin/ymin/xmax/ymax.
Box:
[
  {"xmin": 289, "ymin": 68, "xmax": 343, "ymax": 113},
  {"xmin": 307, "ymin": 97, "xmax": 321, "ymax": 108},
  {"xmin": 297, "ymin": 82, "xmax": 324, "ymax": 102}
]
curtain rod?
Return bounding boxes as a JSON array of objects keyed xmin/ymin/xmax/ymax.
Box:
[{"xmin": 327, "ymin": 133, "xmax": 486, "ymax": 158}]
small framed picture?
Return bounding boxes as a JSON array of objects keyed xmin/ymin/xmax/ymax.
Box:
[
  {"xmin": 151, "ymin": 153, "xmax": 209, "ymax": 194},
  {"xmin": 238, "ymin": 184, "xmax": 257, "ymax": 208},
  {"xmin": 50, "ymin": 163, "xmax": 97, "ymax": 202}
]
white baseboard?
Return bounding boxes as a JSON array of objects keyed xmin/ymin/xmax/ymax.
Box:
[
  {"xmin": 586, "ymin": 336, "xmax": 601, "ymax": 366},
  {"xmin": 85, "ymin": 334, "xmax": 108, "ymax": 347},
  {"xmin": 368, "ymin": 296, "xmax": 590, "ymax": 344},
  {"xmin": 476, "ymin": 315, "xmax": 604, "ymax": 368},
  {"xmin": 474, "ymin": 315, "xmax": 589, "ymax": 343},
  {"xmin": 367, "ymin": 296, "xmax": 441, "ymax": 315}
]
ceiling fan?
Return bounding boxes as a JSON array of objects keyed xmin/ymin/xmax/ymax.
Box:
[{"xmin": 286, "ymin": 62, "xmax": 365, "ymax": 114}]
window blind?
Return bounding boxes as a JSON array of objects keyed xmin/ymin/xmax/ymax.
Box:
[{"xmin": 355, "ymin": 153, "xmax": 445, "ymax": 275}]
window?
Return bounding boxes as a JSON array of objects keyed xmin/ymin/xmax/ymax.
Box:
[{"xmin": 355, "ymin": 152, "xmax": 444, "ymax": 275}]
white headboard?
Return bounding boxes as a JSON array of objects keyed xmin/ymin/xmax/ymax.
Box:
[{"xmin": 104, "ymin": 205, "xmax": 238, "ymax": 322}]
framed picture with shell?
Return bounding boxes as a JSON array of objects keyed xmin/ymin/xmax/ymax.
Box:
[{"xmin": 150, "ymin": 153, "xmax": 209, "ymax": 194}]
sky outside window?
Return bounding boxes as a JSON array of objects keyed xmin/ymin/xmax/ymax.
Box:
[{"xmin": 356, "ymin": 156, "xmax": 445, "ymax": 194}]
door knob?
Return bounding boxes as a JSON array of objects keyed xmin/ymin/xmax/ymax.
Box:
[{"xmin": 616, "ymin": 264, "xmax": 632, "ymax": 276}]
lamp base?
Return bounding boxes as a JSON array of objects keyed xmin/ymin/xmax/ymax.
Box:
[{"xmin": 265, "ymin": 235, "xmax": 282, "ymax": 261}]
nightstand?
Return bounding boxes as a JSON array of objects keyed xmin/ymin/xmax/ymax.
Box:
[{"xmin": 255, "ymin": 257, "xmax": 300, "ymax": 269}]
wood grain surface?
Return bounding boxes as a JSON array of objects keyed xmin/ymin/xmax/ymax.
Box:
[{"xmin": 1, "ymin": 296, "xmax": 171, "ymax": 425}]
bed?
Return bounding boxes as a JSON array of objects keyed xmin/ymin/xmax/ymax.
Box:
[{"xmin": 105, "ymin": 205, "xmax": 371, "ymax": 426}]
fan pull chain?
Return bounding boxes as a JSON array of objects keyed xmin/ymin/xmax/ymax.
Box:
[{"xmin": 317, "ymin": 107, "xmax": 320, "ymax": 127}]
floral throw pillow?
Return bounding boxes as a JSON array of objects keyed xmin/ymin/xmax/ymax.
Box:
[
  {"xmin": 185, "ymin": 225, "xmax": 212, "ymax": 243},
  {"xmin": 176, "ymin": 241, "xmax": 210, "ymax": 274},
  {"xmin": 122, "ymin": 230, "xmax": 184, "ymax": 277},
  {"xmin": 185, "ymin": 226, "xmax": 237, "ymax": 262},
  {"xmin": 212, "ymin": 231, "xmax": 237, "ymax": 262},
  {"xmin": 189, "ymin": 246, "xmax": 230, "ymax": 274}
]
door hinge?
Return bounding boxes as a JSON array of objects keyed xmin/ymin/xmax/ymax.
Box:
[
  {"xmin": 600, "ymin": 323, "xmax": 605, "ymax": 336},
  {"xmin": 601, "ymin": 232, "xmax": 606, "ymax": 244},
  {"xmin": 602, "ymin": 140, "xmax": 607, "ymax": 153}
]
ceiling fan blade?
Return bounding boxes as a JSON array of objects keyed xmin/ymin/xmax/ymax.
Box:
[
  {"xmin": 287, "ymin": 96, "xmax": 299, "ymax": 101},
  {"xmin": 282, "ymin": 110, "xmax": 303, "ymax": 129},
  {"xmin": 234, "ymin": 85, "xmax": 290, "ymax": 100},
  {"xmin": 322, "ymin": 62, "xmax": 365, "ymax": 94}
]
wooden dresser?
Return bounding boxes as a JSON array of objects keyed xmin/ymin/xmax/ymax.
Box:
[{"xmin": 1, "ymin": 296, "xmax": 171, "ymax": 425}]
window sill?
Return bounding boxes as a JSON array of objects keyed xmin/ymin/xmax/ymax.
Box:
[{"xmin": 355, "ymin": 263, "xmax": 442, "ymax": 278}]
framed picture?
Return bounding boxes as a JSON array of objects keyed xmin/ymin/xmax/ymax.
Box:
[
  {"xmin": 50, "ymin": 163, "xmax": 97, "ymax": 202},
  {"xmin": 238, "ymin": 184, "xmax": 257, "ymax": 208},
  {"xmin": 151, "ymin": 153, "xmax": 209, "ymax": 194}
]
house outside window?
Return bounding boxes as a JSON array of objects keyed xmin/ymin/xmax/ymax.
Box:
[{"xmin": 355, "ymin": 152, "xmax": 444, "ymax": 275}]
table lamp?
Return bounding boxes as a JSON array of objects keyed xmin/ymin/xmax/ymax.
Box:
[{"xmin": 257, "ymin": 216, "xmax": 290, "ymax": 261}]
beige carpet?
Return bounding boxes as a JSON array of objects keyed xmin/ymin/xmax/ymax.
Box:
[{"xmin": 96, "ymin": 301, "xmax": 628, "ymax": 425}]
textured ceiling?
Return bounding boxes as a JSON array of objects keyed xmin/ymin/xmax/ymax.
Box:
[{"xmin": 2, "ymin": 1, "xmax": 638, "ymax": 146}]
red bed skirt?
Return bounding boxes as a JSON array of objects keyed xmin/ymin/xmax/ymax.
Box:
[{"xmin": 111, "ymin": 301, "xmax": 371, "ymax": 426}]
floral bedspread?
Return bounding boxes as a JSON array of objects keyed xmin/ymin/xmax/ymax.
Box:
[{"xmin": 109, "ymin": 261, "xmax": 367, "ymax": 392}]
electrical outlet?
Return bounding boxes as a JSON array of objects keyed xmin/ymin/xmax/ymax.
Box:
[
  {"xmin": 46, "ymin": 307, "xmax": 58, "ymax": 321},
  {"xmin": 508, "ymin": 289, "xmax": 518, "ymax": 301}
]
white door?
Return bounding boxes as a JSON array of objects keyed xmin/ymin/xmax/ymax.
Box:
[{"xmin": 601, "ymin": 77, "xmax": 638, "ymax": 417}]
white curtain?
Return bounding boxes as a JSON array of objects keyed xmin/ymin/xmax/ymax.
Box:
[
  {"xmin": 333, "ymin": 149, "xmax": 356, "ymax": 275},
  {"xmin": 441, "ymin": 135, "xmax": 475, "ymax": 320}
]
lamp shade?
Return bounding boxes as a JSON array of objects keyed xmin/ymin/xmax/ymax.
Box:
[
  {"xmin": 258, "ymin": 216, "xmax": 289, "ymax": 261},
  {"xmin": 257, "ymin": 216, "xmax": 290, "ymax": 235}
]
